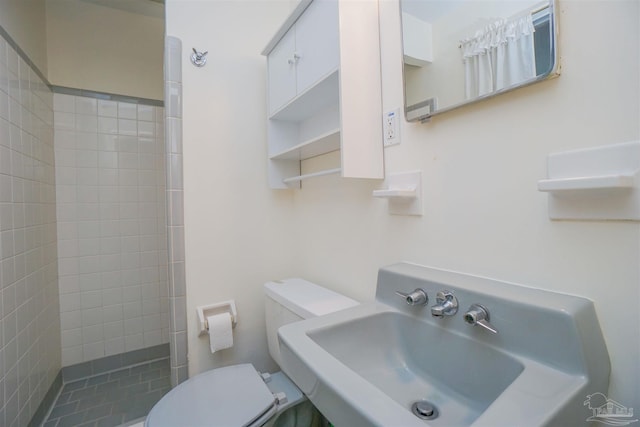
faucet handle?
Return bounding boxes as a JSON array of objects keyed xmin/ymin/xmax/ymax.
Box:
[
  {"xmin": 395, "ymin": 288, "xmax": 428, "ymax": 306},
  {"xmin": 464, "ymin": 304, "xmax": 498, "ymax": 334}
]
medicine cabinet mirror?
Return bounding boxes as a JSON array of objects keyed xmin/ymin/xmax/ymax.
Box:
[{"xmin": 400, "ymin": 0, "xmax": 558, "ymax": 122}]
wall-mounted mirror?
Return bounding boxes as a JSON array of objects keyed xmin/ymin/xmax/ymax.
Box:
[{"xmin": 401, "ymin": 0, "xmax": 558, "ymax": 122}]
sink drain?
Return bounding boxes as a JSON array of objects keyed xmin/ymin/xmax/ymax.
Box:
[{"xmin": 411, "ymin": 400, "xmax": 439, "ymax": 420}]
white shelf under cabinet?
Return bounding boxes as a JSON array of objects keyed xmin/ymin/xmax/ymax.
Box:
[
  {"xmin": 270, "ymin": 128, "xmax": 341, "ymax": 161},
  {"xmin": 270, "ymin": 70, "xmax": 339, "ymax": 122}
]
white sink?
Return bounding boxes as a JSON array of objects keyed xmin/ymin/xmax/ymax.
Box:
[{"xmin": 278, "ymin": 263, "xmax": 610, "ymax": 427}]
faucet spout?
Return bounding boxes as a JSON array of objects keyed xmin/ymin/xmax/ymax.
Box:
[{"xmin": 431, "ymin": 291, "xmax": 458, "ymax": 317}]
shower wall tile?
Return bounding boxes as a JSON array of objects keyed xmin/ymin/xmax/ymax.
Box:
[
  {"xmin": 0, "ymin": 36, "xmax": 60, "ymax": 427},
  {"xmin": 54, "ymin": 93, "xmax": 168, "ymax": 368},
  {"xmin": 164, "ymin": 36, "xmax": 187, "ymax": 387}
]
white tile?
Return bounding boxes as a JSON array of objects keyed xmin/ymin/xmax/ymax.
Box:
[
  {"xmin": 119, "ymin": 169, "xmax": 138, "ymax": 186},
  {"xmin": 105, "ymin": 337, "xmax": 124, "ymax": 356},
  {"xmin": 60, "ymin": 310, "xmax": 82, "ymax": 330},
  {"xmin": 78, "ymin": 255, "xmax": 101, "ymax": 274},
  {"xmin": 53, "ymin": 94, "xmax": 75, "ymax": 113},
  {"xmin": 79, "ymin": 273, "xmax": 102, "ymax": 292},
  {"xmin": 98, "ymin": 169, "xmax": 118, "ymax": 186},
  {"xmin": 76, "ymin": 132, "xmax": 98, "ymax": 150},
  {"xmin": 54, "ymin": 112, "xmax": 75, "ymax": 130},
  {"xmin": 124, "ymin": 333, "xmax": 143, "ymax": 352},
  {"xmin": 98, "ymin": 117, "xmax": 118, "ymax": 134},
  {"xmin": 77, "ymin": 186, "xmax": 99, "ymax": 203},
  {"xmin": 100, "ymin": 271, "xmax": 122, "ymax": 289},
  {"xmin": 83, "ymin": 341, "xmax": 105, "ymax": 360},
  {"xmin": 143, "ymin": 330, "xmax": 162, "ymax": 347},
  {"xmin": 59, "ymin": 292, "xmax": 81, "ymax": 312},
  {"xmin": 118, "ymin": 136, "xmax": 138, "ymax": 153},
  {"xmin": 118, "ymin": 119, "xmax": 137, "ymax": 136},
  {"xmin": 61, "ymin": 328, "xmax": 83, "ymax": 348},
  {"xmin": 98, "ymin": 151, "xmax": 118, "ymax": 169},
  {"xmin": 138, "ymin": 121, "xmax": 155, "ymax": 138},
  {"xmin": 77, "ymin": 238, "xmax": 100, "ymax": 256},
  {"xmin": 118, "ymin": 102, "xmax": 137, "ymax": 119},
  {"xmin": 103, "ymin": 320, "xmax": 123, "ymax": 338},
  {"xmin": 76, "ymin": 168, "xmax": 98, "ymax": 185},
  {"xmin": 98, "ymin": 134, "xmax": 117, "ymax": 151},
  {"xmin": 102, "ymin": 288, "xmax": 122, "ymax": 306},
  {"xmin": 76, "ymin": 114, "xmax": 98, "ymax": 133},
  {"xmin": 81, "ymin": 291, "xmax": 102, "ymax": 309},
  {"xmin": 166, "ymin": 118, "xmax": 182, "ymax": 154},
  {"xmin": 138, "ymin": 137, "xmax": 155, "ymax": 154},
  {"xmin": 124, "ymin": 317, "xmax": 142, "ymax": 335},
  {"xmin": 61, "ymin": 346, "xmax": 83, "ymax": 366},
  {"xmin": 165, "ymin": 81, "xmax": 182, "ymax": 118},
  {"xmin": 118, "ymin": 152, "xmax": 138, "ymax": 169},
  {"xmin": 137, "ymin": 105, "xmax": 154, "ymax": 122},
  {"xmin": 82, "ymin": 320, "xmax": 104, "ymax": 338},
  {"xmin": 75, "ymin": 97, "xmax": 97, "ymax": 115},
  {"xmin": 97, "ymin": 100, "xmax": 118, "ymax": 118},
  {"xmin": 76, "ymin": 149, "xmax": 98, "ymax": 168}
]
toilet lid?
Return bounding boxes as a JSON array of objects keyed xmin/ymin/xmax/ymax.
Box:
[{"xmin": 146, "ymin": 364, "xmax": 277, "ymax": 427}]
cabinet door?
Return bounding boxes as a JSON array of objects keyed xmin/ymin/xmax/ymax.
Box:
[
  {"xmin": 267, "ymin": 29, "xmax": 297, "ymax": 115},
  {"xmin": 294, "ymin": 0, "xmax": 339, "ymax": 95}
]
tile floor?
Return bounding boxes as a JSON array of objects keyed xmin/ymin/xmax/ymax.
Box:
[{"xmin": 43, "ymin": 358, "xmax": 170, "ymax": 427}]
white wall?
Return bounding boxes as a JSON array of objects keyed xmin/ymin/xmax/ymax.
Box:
[
  {"xmin": 165, "ymin": 0, "xmax": 298, "ymax": 376},
  {"xmin": 46, "ymin": 0, "xmax": 164, "ymax": 100},
  {"xmin": 171, "ymin": 0, "xmax": 639, "ymax": 410}
]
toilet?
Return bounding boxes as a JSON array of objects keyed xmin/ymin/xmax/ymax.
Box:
[{"xmin": 145, "ymin": 278, "xmax": 359, "ymax": 427}]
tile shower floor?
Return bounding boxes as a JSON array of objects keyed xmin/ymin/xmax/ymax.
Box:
[{"xmin": 43, "ymin": 358, "xmax": 170, "ymax": 427}]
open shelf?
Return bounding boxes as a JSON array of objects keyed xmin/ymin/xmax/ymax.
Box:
[
  {"xmin": 270, "ymin": 70, "xmax": 340, "ymax": 122},
  {"xmin": 282, "ymin": 167, "xmax": 342, "ymax": 186},
  {"xmin": 270, "ymin": 128, "xmax": 340, "ymax": 161},
  {"xmin": 538, "ymin": 174, "xmax": 635, "ymax": 193}
]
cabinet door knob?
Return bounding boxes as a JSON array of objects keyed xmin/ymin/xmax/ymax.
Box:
[{"xmin": 287, "ymin": 52, "xmax": 301, "ymax": 65}]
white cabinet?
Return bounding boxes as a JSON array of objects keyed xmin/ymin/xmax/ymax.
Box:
[
  {"xmin": 267, "ymin": 0, "xmax": 339, "ymax": 115},
  {"xmin": 263, "ymin": 0, "xmax": 384, "ymax": 189}
]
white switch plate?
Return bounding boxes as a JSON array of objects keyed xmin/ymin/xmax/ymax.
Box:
[{"xmin": 383, "ymin": 108, "xmax": 400, "ymax": 147}]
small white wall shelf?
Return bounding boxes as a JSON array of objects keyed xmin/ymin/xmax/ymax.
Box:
[
  {"xmin": 373, "ymin": 170, "xmax": 422, "ymax": 216},
  {"xmin": 538, "ymin": 141, "xmax": 640, "ymax": 220}
]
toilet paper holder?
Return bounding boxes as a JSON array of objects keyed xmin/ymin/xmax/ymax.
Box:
[{"xmin": 197, "ymin": 300, "xmax": 237, "ymax": 336}]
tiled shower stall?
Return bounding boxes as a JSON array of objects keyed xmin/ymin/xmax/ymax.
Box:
[
  {"xmin": 53, "ymin": 93, "xmax": 168, "ymax": 366},
  {"xmin": 0, "ymin": 25, "xmax": 187, "ymax": 426}
]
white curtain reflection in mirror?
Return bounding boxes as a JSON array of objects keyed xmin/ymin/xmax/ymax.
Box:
[{"xmin": 460, "ymin": 13, "xmax": 536, "ymax": 99}]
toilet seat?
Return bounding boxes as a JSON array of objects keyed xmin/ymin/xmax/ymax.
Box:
[{"xmin": 145, "ymin": 364, "xmax": 278, "ymax": 427}]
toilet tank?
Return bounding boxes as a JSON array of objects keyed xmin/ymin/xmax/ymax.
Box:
[{"xmin": 264, "ymin": 278, "xmax": 358, "ymax": 367}]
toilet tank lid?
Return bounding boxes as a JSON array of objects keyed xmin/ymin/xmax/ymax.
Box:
[{"xmin": 264, "ymin": 278, "xmax": 359, "ymax": 319}]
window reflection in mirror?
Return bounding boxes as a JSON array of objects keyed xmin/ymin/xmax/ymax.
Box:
[{"xmin": 401, "ymin": 0, "xmax": 558, "ymax": 122}]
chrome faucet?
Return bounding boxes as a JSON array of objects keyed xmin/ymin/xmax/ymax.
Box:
[
  {"xmin": 431, "ymin": 291, "xmax": 458, "ymax": 317},
  {"xmin": 395, "ymin": 288, "xmax": 428, "ymax": 306},
  {"xmin": 464, "ymin": 304, "xmax": 498, "ymax": 334}
]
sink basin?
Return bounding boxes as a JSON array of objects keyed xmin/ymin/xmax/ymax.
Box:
[
  {"xmin": 278, "ymin": 263, "xmax": 610, "ymax": 427},
  {"xmin": 308, "ymin": 311, "xmax": 523, "ymax": 426}
]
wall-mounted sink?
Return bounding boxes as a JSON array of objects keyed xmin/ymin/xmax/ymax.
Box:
[{"xmin": 278, "ymin": 263, "xmax": 610, "ymax": 427}]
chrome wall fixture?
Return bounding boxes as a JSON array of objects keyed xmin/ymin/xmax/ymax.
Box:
[{"xmin": 191, "ymin": 48, "xmax": 208, "ymax": 67}]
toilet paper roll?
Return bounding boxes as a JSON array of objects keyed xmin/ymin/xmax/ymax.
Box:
[{"xmin": 207, "ymin": 312, "xmax": 233, "ymax": 353}]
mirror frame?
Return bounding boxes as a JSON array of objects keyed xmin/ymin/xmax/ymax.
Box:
[{"xmin": 401, "ymin": 0, "xmax": 560, "ymax": 122}]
